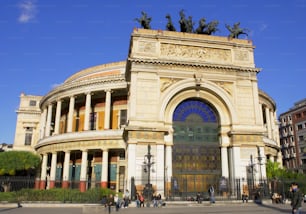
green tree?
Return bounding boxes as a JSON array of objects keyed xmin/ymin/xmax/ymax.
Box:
[
  {"xmin": 266, "ymin": 160, "xmax": 283, "ymax": 179},
  {"xmin": 266, "ymin": 161, "xmax": 306, "ymax": 193},
  {"xmin": 0, "ymin": 151, "xmax": 41, "ymax": 175}
]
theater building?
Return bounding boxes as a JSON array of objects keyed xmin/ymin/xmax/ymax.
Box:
[{"xmin": 13, "ymin": 29, "xmax": 281, "ymax": 196}]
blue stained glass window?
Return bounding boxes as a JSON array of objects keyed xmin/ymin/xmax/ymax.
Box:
[{"xmin": 173, "ymin": 100, "xmax": 217, "ymax": 122}]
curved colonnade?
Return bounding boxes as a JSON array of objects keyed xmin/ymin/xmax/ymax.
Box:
[{"xmin": 35, "ymin": 62, "xmax": 128, "ymax": 192}]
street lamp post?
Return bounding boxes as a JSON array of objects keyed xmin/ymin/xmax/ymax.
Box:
[
  {"xmin": 257, "ymin": 147, "xmax": 263, "ymax": 185},
  {"xmin": 257, "ymin": 147, "xmax": 264, "ymax": 199},
  {"xmin": 143, "ymin": 144, "xmax": 154, "ymax": 207}
]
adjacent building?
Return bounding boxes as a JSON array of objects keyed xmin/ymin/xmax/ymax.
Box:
[
  {"xmin": 13, "ymin": 29, "xmax": 281, "ymax": 197},
  {"xmin": 0, "ymin": 143, "xmax": 13, "ymax": 152},
  {"xmin": 279, "ymin": 99, "xmax": 306, "ymax": 173}
]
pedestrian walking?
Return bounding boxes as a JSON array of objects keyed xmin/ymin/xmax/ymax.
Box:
[
  {"xmin": 289, "ymin": 182, "xmax": 303, "ymax": 214},
  {"xmin": 208, "ymin": 185, "xmax": 215, "ymax": 204}
]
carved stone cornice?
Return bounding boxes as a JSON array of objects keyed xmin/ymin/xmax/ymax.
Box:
[
  {"xmin": 40, "ymin": 75, "xmax": 127, "ymax": 108},
  {"xmin": 128, "ymin": 58, "xmax": 260, "ymax": 73},
  {"xmin": 35, "ymin": 129, "xmax": 124, "ymax": 149},
  {"xmin": 36, "ymin": 139, "xmax": 126, "ymax": 154}
]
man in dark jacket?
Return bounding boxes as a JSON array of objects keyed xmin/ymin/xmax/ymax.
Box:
[{"xmin": 289, "ymin": 182, "xmax": 303, "ymax": 214}]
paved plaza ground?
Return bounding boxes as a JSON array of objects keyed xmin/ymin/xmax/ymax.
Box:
[{"xmin": 0, "ymin": 202, "xmax": 305, "ymax": 214}]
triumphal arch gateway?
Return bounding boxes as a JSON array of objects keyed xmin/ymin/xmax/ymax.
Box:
[{"xmin": 13, "ymin": 29, "xmax": 281, "ymax": 197}]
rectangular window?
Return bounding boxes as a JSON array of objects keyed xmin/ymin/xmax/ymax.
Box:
[
  {"xmin": 29, "ymin": 100, "xmax": 36, "ymax": 106},
  {"xmin": 299, "ymin": 136, "xmax": 304, "ymax": 142},
  {"xmin": 90, "ymin": 112, "xmax": 97, "ymax": 130},
  {"xmin": 297, "ymin": 124, "xmax": 303, "ymax": 130},
  {"xmin": 119, "ymin": 109, "xmax": 127, "ymax": 127},
  {"xmin": 24, "ymin": 127, "xmax": 33, "ymax": 145}
]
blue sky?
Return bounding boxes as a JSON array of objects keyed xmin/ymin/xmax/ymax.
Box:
[{"xmin": 1, "ymin": 0, "xmax": 306, "ymax": 144}]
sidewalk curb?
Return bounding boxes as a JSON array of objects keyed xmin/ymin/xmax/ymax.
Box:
[{"xmin": 0, "ymin": 199, "xmax": 278, "ymax": 208}]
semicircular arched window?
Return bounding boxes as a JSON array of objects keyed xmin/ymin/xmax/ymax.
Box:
[{"xmin": 172, "ymin": 99, "xmax": 221, "ymax": 194}]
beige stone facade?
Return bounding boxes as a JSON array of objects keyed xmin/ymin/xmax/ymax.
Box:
[
  {"xmin": 13, "ymin": 29, "xmax": 280, "ymax": 196},
  {"xmin": 13, "ymin": 93, "xmax": 42, "ymax": 152}
]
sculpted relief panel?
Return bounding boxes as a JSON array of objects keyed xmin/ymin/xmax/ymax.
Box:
[
  {"xmin": 138, "ymin": 41, "xmax": 157, "ymax": 53},
  {"xmin": 215, "ymin": 81, "xmax": 234, "ymax": 96},
  {"xmin": 160, "ymin": 43, "xmax": 231, "ymax": 63},
  {"xmin": 234, "ymin": 50, "xmax": 249, "ymax": 61},
  {"xmin": 160, "ymin": 78, "xmax": 178, "ymax": 92}
]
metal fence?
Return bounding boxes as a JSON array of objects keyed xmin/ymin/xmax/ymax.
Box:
[
  {"xmin": 130, "ymin": 176, "xmax": 293, "ymax": 202},
  {"xmin": 0, "ymin": 176, "xmax": 297, "ymax": 203},
  {"xmin": 165, "ymin": 177, "xmax": 266, "ymax": 201},
  {"xmin": 0, "ymin": 176, "xmax": 35, "ymax": 192}
]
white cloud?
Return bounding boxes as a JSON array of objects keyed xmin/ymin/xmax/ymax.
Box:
[
  {"xmin": 18, "ymin": 0, "xmax": 38, "ymax": 23},
  {"xmin": 51, "ymin": 83, "xmax": 63, "ymax": 89},
  {"xmin": 259, "ymin": 23, "xmax": 268, "ymax": 32}
]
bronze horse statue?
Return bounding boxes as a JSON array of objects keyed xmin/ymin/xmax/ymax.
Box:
[
  {"xmin": 203, "ymin": 20, "xmax": 219, "ymax": 35},
  {"xmin": 135, "ymin": 11, "xmax": 152, "ymax": 29},
  {"xmin": 226, "ymin": 22, "xmax": 248, "ymax": 38},
  {"xmin": 179, "ymin": 10, "xmax": 193, "ymax": 33},
  {"xmin": 165, "ymin": 14, "xmax": 176, "ymax": 31}
]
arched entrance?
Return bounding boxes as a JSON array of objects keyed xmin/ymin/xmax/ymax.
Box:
[{"xmin": 172, "ymin": 99, "xmax": 221, "ymax": 199}]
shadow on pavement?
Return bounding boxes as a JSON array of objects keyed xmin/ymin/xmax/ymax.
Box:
[
  {"xmin": 254, "ymin": 201, "xmax": 291, "ymax": 213},
  {"xmin": 0, "ymin": 207, "xmax": 21, "ymax": 213}
]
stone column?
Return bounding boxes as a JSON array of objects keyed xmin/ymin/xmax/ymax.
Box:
[
  {"xmin": 165, "ymin": 145, "xmax": 172, "ymax": 178},
  {"xmin": 259, "ymin": 104, "xmax": 264, "ymax": 127},
  {"xmin": 165, "ymin": 145, "xmax": 172, "ymax": 198},
  {"xmin": 104, "ymin": 90, "xmax": 111, "ymax": 129},
  {"xmin": 252, "ymin": 80, "xmax": 262, "ymax": 125},
  {"xmin": 45, "ymin": 103, "xmax": 53, "ymax": 137},
  {"xmin": 265, "ymin": 107, "xmax": 272, "ymax": 139},
  {"xmin": 84, "ymin": 92, "xmax": 91, "ymax": 131},
  {"xmin": 270, "ymin": 110, "xmax": 275, "ymax": 140},
  {"xmin": 156, "ymin": 144, "xmax": 165, "ymax": 196},
  {"xmin": 101, "ymin": 149, "xmax": 109, "ymax": 188},
  {"xmin": 221, "ymin": 146, "xmax": 229, "ymax": 178},
  {"xmin": 220, "ymin": 133, "xmax": 230, "ymax": 179},
  {"xmin": 80, "ymin": 150, "xmax": 88, "ymax": 192},
  {"xmin": 62, "ymin": 151, "xmax": 70, "ymax": 189},
  {"xmin": 257, "ymin": 146, "xmax": 266, "ymax": 180},
  {"xmin": 274, "ymin": 112, "xmax": 280, "ymax": 146},
  {"xmin": 67, "ymin": 96, "xmax": 75, "ymax": 132},
  {"xmin": 232, "ymin": 147, "xmax": 241, "ymax": 178},
  {"xmin": 127, "ymin": 144, "xmax": 136, "ymax": 192},
  {"xmin": 40, "ymin": 153, "xmax": 48, "ymax": 189},
  {"xmin": 40, "ymin": 108, "xmax": 47, "ymax": 139},
  {"xmin": 54, "ymin": 99, "xmax": 62, "ymax": 135},
  {"xmin": 49, "ymin": 152, "xmax": 57, "ymax": 189}
]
